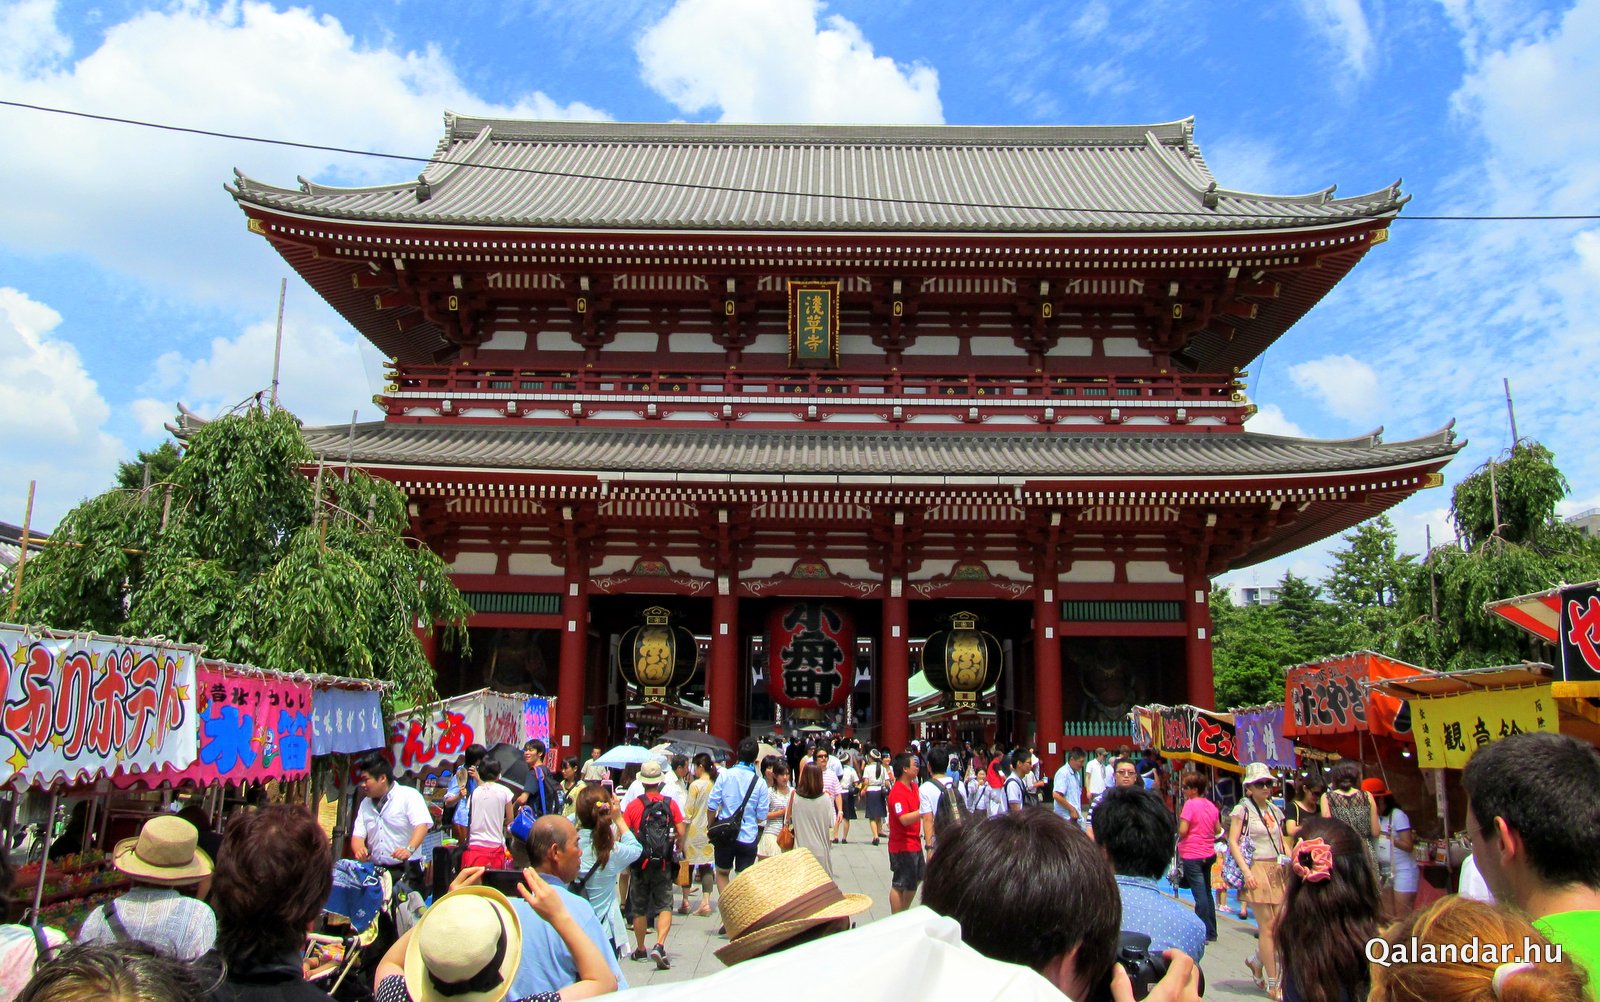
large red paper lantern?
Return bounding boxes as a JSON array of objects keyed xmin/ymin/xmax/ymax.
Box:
[{"xmin": 766, "ymin": 601, "xmax": 855, "ymax": 710}]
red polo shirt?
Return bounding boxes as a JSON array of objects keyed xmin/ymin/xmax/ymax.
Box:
[{"xmin": 887, "ymin": 780, "xmax": 922, "ymax": 853}]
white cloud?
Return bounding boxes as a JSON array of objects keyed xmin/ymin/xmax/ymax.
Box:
[
  {"xmin": 1244, "ymin": 403, "xmax": 1307, "ymax": 438},
  {"xmin": 0, "ymin": 287, "xmax": 125, "ymax": 528},
  {"xmin": 0, "ymin": 2, "xmax": 609, "ymax": 301},
  {"xmin": 133, "ymin": 299, "xmax": 379, "ymax": 431},
  {"xmin": 1201, "ymin": 135, "xmax": 1303, "ymax": 196},
  {"xmin": 1286, "ymin": 354, "xmax": 1383, "ymax": 426},
  {"xmin": 636, "ymin": 0, "xmax": 942, "ymax": 123},
  {"xmin": 1297, "ymin": 0, "xmax": 1376, "ymax": 80}
]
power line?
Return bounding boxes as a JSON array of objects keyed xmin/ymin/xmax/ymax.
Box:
[{"xmin": 5, "ymin": 98, "xmax": 1599, "ymax": 222}]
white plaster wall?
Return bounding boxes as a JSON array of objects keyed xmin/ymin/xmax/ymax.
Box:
[
  {"xmin": 969, "ymin": 338, "xmax": 1016, "ymax": 357},
  {"xmin": 902, "ymin": 336, "xmax": 961, "ymax": 356},
  {"xmin": 608, "ymin": 332, "xmax": 658, "ymax": 352},
  {"xmin": 1049, "ymin": 338, "xmax": 1094, "ymax": 357},
  {"xmin": 452, "ymin": 552, "xmax": 497, "ymax": 573},
  {"xmin": 591, "ymin": 552, "xmax": 639, "ymax": 576},
  {"xmin": 1126, "ymin": 561, "xmax": 1181, "ymax": 583},
  {"xmin": 1062, "ymin": 561, "xmax": 1117, "ymax": 583},
  {"xmin": 669, "ymin": 333, "xmax": 724, "ymax": 354},
  {"xmin": 748, "ymin": 333, "xmax": 788, "ymax": 355},
  {"xmin": 744, "ymin": 557, "xmax": 794, "ymax": 579},
  {"xmin": 839, "ymin": 335, "xmax": 875, "ymax": 356},
  {"xmin": 480, "ymin": 330, "xmax": 527, "ymax": 351},
  {"xmin": 509, "ymin": 552, "xmax": 562, "ymax": 576},
  {"xmin": 536, "ymin": 331, "xmax": 582, "ymax": 352},
  {"xmin": 1103, "ymin": 338, "xmax": 1151, "ymax": 358}
]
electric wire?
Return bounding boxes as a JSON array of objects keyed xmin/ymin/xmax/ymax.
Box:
[{"xmin": 4, "ymin": 99, "xmax": 1598, "ymax": 222}]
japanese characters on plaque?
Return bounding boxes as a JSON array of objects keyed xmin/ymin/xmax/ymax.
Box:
[
  {"xmin": 1559, "ymin": 583, "xmax": 1600, "ymax": 685},
  {"xmin": 766, "ymin": 601, "xmax": 855, "ymax": 711},
  {"xmin": 1412, "ymin": 686, "xmax": 1557, "ymax": 769},
  {"xmin": 0, "ymin": 628, "xmax": 197, "ymax": 787},
  {"xmin": 786, "ymin": 280, "xmax": 840, "ymax": 368}
]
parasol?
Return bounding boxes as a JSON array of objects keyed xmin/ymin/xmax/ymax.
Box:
[
  {"xmin": 594, "ymin": 744, "xmax": 656, "ymax": 768},
  {"xmin": 661, "ymin": 730, "xmax": 734, "ymax": 760}
]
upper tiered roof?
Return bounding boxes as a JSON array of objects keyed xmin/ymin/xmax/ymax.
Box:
[{"xmin": 230, "ymin": 116, "xmax": 1404, "ymax": 233}]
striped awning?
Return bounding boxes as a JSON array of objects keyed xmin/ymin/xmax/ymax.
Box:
[{"xmin": 1485, "ymin": 586, "xmax": 1572, "ymax": 644}]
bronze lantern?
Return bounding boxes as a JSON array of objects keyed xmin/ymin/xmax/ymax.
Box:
[
  {"xmin": 616, "ymin": 606, "xmax": 700, "ymax": 700},
  {"xmin": 920, "ymin": 611, "xmax": 1003, "ymax": 708}
]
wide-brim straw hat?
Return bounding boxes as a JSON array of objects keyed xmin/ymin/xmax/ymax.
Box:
[
  {"xmin": 406, "ymin": 886, "xmax": 523, "ymax": 1002},
  {"xmin": 113, "ymin": 816, "xmax": 212, "ymax": 886},
  {"xmin": 714, "ymin": 849, "xmax": 872, "ymax": 965},
  {"xmin": 1242, "ymin": 762, "xmax": 1274, "ymax": 786}
]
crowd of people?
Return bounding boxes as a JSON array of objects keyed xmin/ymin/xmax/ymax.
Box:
[{"xmin": 3, "ymin": 730, "xmax": 1599, "ymax": 1002}]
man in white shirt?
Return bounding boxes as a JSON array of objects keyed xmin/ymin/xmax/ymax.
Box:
[
  {"xmin": 351, "ymin": 753, "xmax": 434, "ymax": 874},
  {"xmin": 622, "ymin": 754, "xmax": 689, "ymax": 813},
  {"xmin": 918, "ymin": 745, "xmax": 966, "ymax": 855},
  {"xmin": 1085, "ymin": 748, "xmax": 1109, "ymax": 799},
  {"xmin": 1052, "ymin": 748, "xmax": 1087, "ymax": 825}
]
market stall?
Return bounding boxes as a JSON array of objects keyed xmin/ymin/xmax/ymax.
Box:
[
  {"xmin": 1487, "ymin": 579, "xmax": 1600, "ymax": 705},
  {"xmin": 1282, "ymin": 651, "xmax": 1424, "ymax": 760}
]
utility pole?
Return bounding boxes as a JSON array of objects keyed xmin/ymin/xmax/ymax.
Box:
[
  {"xmin": 1504, "ymin": 378, "xmax": 1520, "ymax": 449},
  {"xmin": 269, "ymin": 277, "xmax": 287, "ymax": 408}
]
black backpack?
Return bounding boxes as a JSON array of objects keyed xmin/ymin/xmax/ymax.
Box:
[
  {"xmin": 932, "ymin": 778, "xmax": 971, "ymax": 839},
  {"xmin": 636, "ymin": 797, "xmax": 676, "ymax": 871}
]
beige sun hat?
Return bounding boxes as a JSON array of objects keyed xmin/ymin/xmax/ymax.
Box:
[
  {"xmin": 405, "ymin": 886, "xmax": 523, "ymax": 1002},
  {"xmin": 112, "ymin": 816, "xmax": 213, "ymax": 886},
  {"xmin": 714, "ymin": 849, "xmax": 872, "ymax": 965},
  {"xmin": 1242, "ymin": 762, "xmax": 1275, "ymax": 786},
  {"xmin": 638, "ymin": 760, "xmax": 666, "ymax": 786}
]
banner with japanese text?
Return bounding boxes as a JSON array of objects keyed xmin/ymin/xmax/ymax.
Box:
[
  {"xmin": 1133, "ymin": 707, "xmax": 1160, "ymax": 750},
  {"xmin": 386, "ymin": 689, "xmax": 526, "ymax": 778},
  {"xmin": 1234, "ymin": 707, "xmax": 1296, "ymax": 768},
  {"xmin": 1158, "ymin": 706, "xmax": 1194, "ymax": 757},
  {"xmin": 1559, "ymin": 584, "xmax": 1600, "ymax": 686},
  {"xmin": 1189, "ymin": 710, "xmax": 1241, "ymax": 773},
  {"xmin": 1285, "ymin": 652, "xmax": 1421, "ymax": 756},
  {"xmin": 1412, "ymin": 686, "xmax": 1557, "ymax": 769},
  {"xmin": 311, "ymin": 687, "xmax": 386, "ymax": 756},
  {"xmin": 0, "ymin": 626, "xmax": 197, "ymax": 789},
  {"xmin": 787, "ymin": 280, "xmax": 840, "ymax": 367},
  {"xmin": 121, "ymin": 663, "xmax": 315, "ymax": 786}
]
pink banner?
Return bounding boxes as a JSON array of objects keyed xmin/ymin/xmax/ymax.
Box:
[{"xmin": 120, "ymin": 664, "xmax": 314, "ymax": 786}]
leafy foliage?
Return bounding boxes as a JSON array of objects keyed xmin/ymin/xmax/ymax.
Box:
[
  {"xmin": 6, "ymin": 406, "xmax": 467, "ymax": 707},
  {"xmin": 1451, "ymin": 443, "xmax": 1571, "ymax": 548},
  {"xmin": 114, "ymin": 441, "xmax": 181, "ymax": 491}
]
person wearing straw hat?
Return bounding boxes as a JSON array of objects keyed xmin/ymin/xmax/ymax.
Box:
[
  {"xmin": 76, "ymin": 815, "xmax": 215, "ymax": 963},
  {"xmin": 372, "ymin": 868, "xmax": 617, "ymax": 1002},
  {"xmin": 715, "ymin": 849, "xmax": 872, "ymax": 966}
]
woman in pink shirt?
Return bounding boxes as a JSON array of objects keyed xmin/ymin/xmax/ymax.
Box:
[{"xmin": 1176, "ymin": 770, "xmax": 1222, "ymax": 942}]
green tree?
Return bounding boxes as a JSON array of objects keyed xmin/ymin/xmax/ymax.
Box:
[
  {"xmin": 1393, "ymin": 442, "xmax": 1600, "ymax": 670},
  {"xmin": 6, "ymin": 406, "xmax": 467, "ymax": 707},
  {"xmin": 1210, "ymin": 590, "xmax": 1297, "ymax": 707},
  {"xmin": 115, "ymin": 440, "xmax": 182, "ymax": 490},
  {"xmin": 1325, "ymin": 515, "xmax": 1415, "ymax": 648}
]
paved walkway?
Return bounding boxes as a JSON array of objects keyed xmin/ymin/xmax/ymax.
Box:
[{"xmin": 615, "ymin": 838, "xmax": 1269, "ymax": 1000}]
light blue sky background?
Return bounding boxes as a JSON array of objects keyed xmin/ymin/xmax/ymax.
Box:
[{"xmin": 2, "ymin": 0, "xmax": 1597, "ymax": 593}]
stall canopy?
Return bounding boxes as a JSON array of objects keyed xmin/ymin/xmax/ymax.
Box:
[
  {"xmin": 0, "ymin": 624, "xmax": 200, "ymax": 790},
  {"xmin": 1233, "ymin": 705, "xmax": 1297, "ymax": 768},
  {"xmin": 1487, "ymin": 581, "xmax": 1600, "ymax": 699},
  {"xmin": 386, "ymin": 688, "xmax": 529, "ymax": 777},
  {"xmin": 1132, "ymin": 704, "xmax": 1243, "ymax": 773},
  {"xmin": 1363, "ymin": 663, "xmax": 1594, "ymax": 767},
  {"xmin": 1484, "ymin": 584, "xmax": 1569, "ymax": 645},
  {"xmin": 1283, "ymin": 651, "xmax": 1425, "ymax": 759}
]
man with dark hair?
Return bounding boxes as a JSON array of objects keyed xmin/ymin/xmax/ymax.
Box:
[
  {"xmin": 1465, "ymin": 731, "xmax": 1600, "ymax": 977},
  {"xmin": 924, "ymin": 809, "xmax": 1121, "ymax": 999},
  {"xmin": 1093, "ymin": 786, "xmax": 1206, "ymax": 961},
  {"xmin": 1085, "ymin": 756, "xmax": 1143, "ymax": 840},
  {"xmin": 1053, "ymin": 747, "xmax": 1088, "ymax": 826},
  {"xmin": 518, "ymin": 738, "xmax": 561, "ymax": 816},
  {"xmin": 918, "ymin": 744, "xmax": 966, "ymax": 855},
  {"xmin": 707, "ymin": 736, "xmax": 770, "ymax": 904},
  {"xmin": 887, "ymin": 751, "xmax": 923, "ymax": 912},
  {"xmin": 349, "ymin": 754, "xmax": 432, "ymax": 876},
  {"xmin": 514, "ymin": 814, "xmax": 628, "ymax": 997}
]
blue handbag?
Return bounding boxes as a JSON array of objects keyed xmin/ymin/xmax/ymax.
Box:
[{"xmin": 508, "ymin": 805, "xmax": 536, "ymax": 843}]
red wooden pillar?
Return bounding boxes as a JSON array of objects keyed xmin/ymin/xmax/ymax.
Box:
[
  {"xmin": 1184, "ymin": 574, "xmax": 1216, "ymax": 709},
  {"xmin": 881, "ymin": 577, "xmax": 910, "ymax": 754},
  {"xmin": 556, "ymin": 564, "xmax": 590, "ymax": 757},
  {"xmin": 709, "ymin": 576, "xmax": 740, "ymax": 744},
  {"xmin": 415, "ymin": 624, "xmax": 439, "ymax": 670},
  {"xmin": 1033, "ymin": 562, "xmax": 1063, "ymax": 776}
]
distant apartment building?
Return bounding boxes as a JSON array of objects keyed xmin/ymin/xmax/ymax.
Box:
[
  {"xmin": 1234, "ymin": 585, "xmax": 1282, "ymax": 607},
  {"xmin": 1568, "ymin": 508, "xmax": 1600, "ymax": 538}
]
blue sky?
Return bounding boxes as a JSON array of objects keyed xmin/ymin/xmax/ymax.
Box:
[{"xmin": 2, "ymin": 0, "xmax": 1597, "ymax": 594}]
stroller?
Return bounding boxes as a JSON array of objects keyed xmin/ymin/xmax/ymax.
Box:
[{"xmin": 320, "ymin": 859, "xmax": 428, "ymax": 1001}]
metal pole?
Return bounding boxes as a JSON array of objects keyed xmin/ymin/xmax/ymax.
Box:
[
  {"xmin": 31, "ymin": 792, "xmax": 58, "ymax": 921},
  {"xmin": 7, "ymin": 481, "xmax": 36, "ymax": 619},
  {"xmin": 269, "ymin": 277, "xmax": 287, "ymax": 408},
  {"xmin": 1504, "ymin": 378, "xmax": 1520, "ymax": 448}
]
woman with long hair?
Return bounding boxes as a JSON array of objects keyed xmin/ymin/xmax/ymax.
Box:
[
  {"xmin": 1363, "ymin": 777, "xmax": 1418, "ymax": 920},
  {"xmin": 1274, "ymin": 817, "xmax": 1382, "ymax": 1002},
  {"xmin": 757, "ymin": 762, "xmax": 792, "ymax": 861},
  {"xmin": 1319, "ymin": 759, "xmax": 1379, "ymax": 850},
  {"xmin": 1231, "ymin": 763, "xmax": 1290, "ymax": 999},
  {"xmin": 573, "ymin": 783, "xmax": 641, "ymax": 953},
  {"xmin": 681, "ymin": 752, "xmax": 717, "ymax": 916},
  {"xmin": 1371, "ymin": 896, "xmax": 1589, "ymax": 1002},
  {"xmin": 791, "ymin": 763, "xmax": 835, "ymax": 877},
  {"xmin": 1284, "ymin": 776, "xmax": 1326, "ymax": 852}
]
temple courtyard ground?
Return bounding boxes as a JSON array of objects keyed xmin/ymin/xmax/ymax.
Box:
[{"xmin": 619, "ymin": 837, "xmax": 1265, "ymax": 1000}]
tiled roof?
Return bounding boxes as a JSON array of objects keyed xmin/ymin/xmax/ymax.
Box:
[
  {"xmin": 287, "ymin": 423, "xmax": 1459, "ymax": 479},
  {"xmin": 229, "ymin": 116, "xmax": 1405, "ymax": 233}
]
